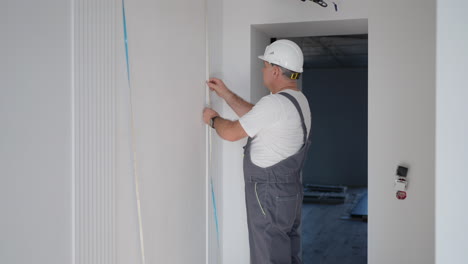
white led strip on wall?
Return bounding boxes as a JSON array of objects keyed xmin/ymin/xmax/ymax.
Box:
[{"xmin": 73, "ymin": 0, "xmax": 116, "ymax": 263}]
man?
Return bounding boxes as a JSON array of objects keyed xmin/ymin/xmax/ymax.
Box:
[{"xmin": 203, "ymin": 39, "xmax": 312, "ymax": 264}]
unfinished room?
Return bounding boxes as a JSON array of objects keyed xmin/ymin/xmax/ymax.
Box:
[{"xmin": 2, "ymin": 0, "xmax": 467, "ymax": 264}]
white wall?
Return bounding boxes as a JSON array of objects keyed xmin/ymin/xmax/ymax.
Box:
[
  {"xmin": 369, "ymin": 2, "xmax": 436, "ymax": 263},
  {"xmin": 250, "ymin": 27, "xmax": 270, "ymax": 103},
  {"xmin": 436, "ymin": 1, "xmax": 468, "ymax": 264},
  {"xmin": 115, "ymin": 0, "xmax": 207, "ymax": 263},
  {"xmin": 2, "ymin": 0, "xmax": 209, "ymax": 263},
  {"xmin": 0, "ymin": 1, "xmax": 72, "ymax": 264}
]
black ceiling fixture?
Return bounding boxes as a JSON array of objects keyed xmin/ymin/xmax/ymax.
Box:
[
  {"xmin": 301, "ymin": 0, "xmax": 328, "ymax": 8},
  {"xmin": 300, "ymin": 0, "xmax": 339, "ymax": 11}
]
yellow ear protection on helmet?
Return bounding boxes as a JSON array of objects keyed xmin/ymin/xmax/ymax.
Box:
[{"xmin": 290, "ymin": 73, "xmax": 300, "ymax": 80}]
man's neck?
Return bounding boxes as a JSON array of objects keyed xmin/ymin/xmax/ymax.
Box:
[{"xmin": 272, "ymin": 84, "xmax": 299, "ymax": 94}]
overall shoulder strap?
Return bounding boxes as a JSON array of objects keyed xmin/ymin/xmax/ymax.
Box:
[{"xmin": 278, "ymin": 92, "xmax": 307, "ymax": 145}]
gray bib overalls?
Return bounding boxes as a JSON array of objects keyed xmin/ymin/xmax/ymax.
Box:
[{"xmin": 243, "ymin": 92, "xmax": 311, "ymax": 264}]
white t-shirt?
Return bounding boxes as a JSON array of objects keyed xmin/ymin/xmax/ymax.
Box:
[{"xmin": 239, "ymin": 89, "xmax": 311, "ymax": 168}]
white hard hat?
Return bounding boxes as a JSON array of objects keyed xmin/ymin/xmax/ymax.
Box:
[{"xmin": 258, "ymin": 39, "xmax": 304, "ymax": 73}]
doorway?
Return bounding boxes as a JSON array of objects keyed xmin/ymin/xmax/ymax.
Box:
[
  {"xmin": 297, "ymin": 34, "xmax": 368, "ymax": 264},
  {"xmin": 251, "ymin": 21, "xmax": 368, "ymax": 264}
]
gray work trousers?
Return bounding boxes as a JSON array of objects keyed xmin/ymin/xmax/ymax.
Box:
[{"xmin": 243, "ymin": 92, "xmax": 311, "ymax": 264}]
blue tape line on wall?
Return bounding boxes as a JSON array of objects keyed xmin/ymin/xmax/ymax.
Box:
[
  {"xmin": 122, "ymin": 0, "xmax": 130, "ymax": 83},
  {"xmin": 211, "ymin": 178, "xmax": 220, "ymax": 246}
]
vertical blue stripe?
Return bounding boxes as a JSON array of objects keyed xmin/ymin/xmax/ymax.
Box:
[
  {"xmin": 211, "ymin": 179, "xmax": 220, "ymax": 246},
  {"xmin": 122, "ymin": 0, "xmax": 130, "ymax": 84}
]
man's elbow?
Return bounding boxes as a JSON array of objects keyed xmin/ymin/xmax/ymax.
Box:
[
  {"xmin": 223, "ymin": 131, "xmax": 244, "ymax": 142},
  {"xmin": 222, "ymin": 124, "xmax": 247, "ymax": 142}
]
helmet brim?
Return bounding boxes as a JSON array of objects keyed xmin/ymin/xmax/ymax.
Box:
[{"xmin": 258, "ymin": 55, "xmax": 303, "ymax": 73}]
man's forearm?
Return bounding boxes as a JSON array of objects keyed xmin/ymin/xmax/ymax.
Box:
[{"xmin": 222, "ymin": 90, "xmax": 253, "ymax": 117}]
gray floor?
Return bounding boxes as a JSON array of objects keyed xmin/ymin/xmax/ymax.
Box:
[{"xmin": 301, "ymin": 187, "xmax": 368, "ymax": 264}]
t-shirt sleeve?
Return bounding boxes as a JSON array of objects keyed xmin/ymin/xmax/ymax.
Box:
[{"xmin": 239, "ymin": 95, "xmax": 282, "ymax": 138}]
